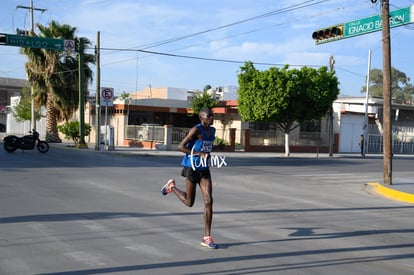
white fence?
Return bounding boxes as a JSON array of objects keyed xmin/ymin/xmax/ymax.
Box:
[
  {"xmin": 249, "ymin": 130, "xmax": 329, "ymax": 146},
  {"xmin": 125, "ymin": 125, "xmax": 165, "ymax": 142},
  {"xmin": 367, "ymin": 125, "xmax": 414, "ymax": 154},
  {"xmin": 124, "ymin": 124, "xmax": 414, "ymax": 154}
]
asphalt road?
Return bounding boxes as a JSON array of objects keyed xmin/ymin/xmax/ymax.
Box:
[{"xmin": 1, "ymin": 144, "xmax": 414, "ymax": 274}]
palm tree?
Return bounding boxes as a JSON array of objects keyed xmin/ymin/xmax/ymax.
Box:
[{"xmin": 21, "ymin": 20, "xmax": 95, "ymax": 142}]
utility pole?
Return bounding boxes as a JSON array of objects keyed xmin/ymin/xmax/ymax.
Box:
[
  {"xmin": 77, "ymin": 38, "xmax": 87, "ymax": 149},
  {"xmin": 381, "ymin": 0, "xmax": 392, "ymax": 185},
  {"xmin": 328, "ymin": 55, "xmax": 335, "ymax": 157},
  {"xmin": 16, "ymin": 1, "xmax": 47, "ymax": 131}
]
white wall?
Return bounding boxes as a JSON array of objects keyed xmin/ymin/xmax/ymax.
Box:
[
  {"xmin": 339, "ymin": 114, "xmax": 365, "ymax": 153},
  {"xmin": 6, "ymin": 96, "xmax": 46, "ymax": 139}
]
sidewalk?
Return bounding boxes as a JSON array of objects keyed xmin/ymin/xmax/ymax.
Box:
[
  {"xmin": 51, "ymin": 142, "xmax": 414, "ymax": 205},
  {"xmin": 52, "ymin": 141, "xmax": 339, "ymax": 158}
]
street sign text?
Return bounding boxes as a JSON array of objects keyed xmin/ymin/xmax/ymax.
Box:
[
  {"xmin": 313, "ymin": 5, "xmax": 413, "ymax": 44},
  {"xmin": 0, "ymin": 33, "xmax": 74, "ymax": 51},
  {"xmin": 344, "ymin": 6, "xmax": 411, "ymax": 37}
]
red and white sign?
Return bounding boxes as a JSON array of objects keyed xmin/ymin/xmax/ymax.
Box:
[
  {"xmin": 64, "ymin": 39, "xmax": 75, "ymax": 52},
  {"xmin": 100, "ymin": 87, "xmax": 114, "ymax": 106}
]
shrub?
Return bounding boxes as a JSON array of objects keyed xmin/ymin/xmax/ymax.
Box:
[{"xmin": 58, "ymin": 121, "xmax": 91, "ymax": 146}]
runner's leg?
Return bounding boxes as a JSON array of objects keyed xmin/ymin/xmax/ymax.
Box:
[
  {"xmin": 199, "ymin": 176, "xmax": 213, "ymax": 237},
  {"xmin": 171, "ymin": 178, "xmax": 196, "ymax": 207}
]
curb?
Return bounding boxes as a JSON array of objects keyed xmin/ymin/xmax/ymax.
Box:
[{"xmin": 366, "ymin": 182, "xmax": 414, "ymax": 204}]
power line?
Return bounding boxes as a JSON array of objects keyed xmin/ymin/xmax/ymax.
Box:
[
  {"xmin": 161, "ymin": 6, "xmax": 351, "ymax": 58},
  {"xmin": 96, "ymin": 0, "xmax": 336, "ymax": 66},
  {"xmin": 94, "ymin": 2, "xmax": 369, "ymax": 75},
  {"xmin": 112, "ymin": 0, "xmax": 329, "ymax": 52},
  {"xmin": 96, "ymin": 46, "xmax": 322, "ymax": 68},
  {"xmin": 335, "ymin": 66, "xmax": 366, "ymax": 78}
]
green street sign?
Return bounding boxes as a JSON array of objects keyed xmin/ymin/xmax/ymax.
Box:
[
  {"xmin": 0, "ymin": 33, "xmax": 75, "ymax": 51},
  {"xmin": 344, "ymin": 5, "xmax": 412, "ymax": 38},
  {"xmin": 312, "ymin": 5, "xmax": 414, "ymax": 44}
]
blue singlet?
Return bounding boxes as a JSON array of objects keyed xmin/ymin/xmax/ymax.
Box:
[{"xmin": 181, "ymin": 123, "xmax": 215, "ymax": 171}]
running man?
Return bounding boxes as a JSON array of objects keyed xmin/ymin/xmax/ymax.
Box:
[{"xmin": 161, "ymin": 108, "xmax": 218, "ymax": 249}]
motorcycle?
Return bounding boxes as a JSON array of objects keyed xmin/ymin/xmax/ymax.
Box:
[{"xmin": 3, "ymin": 129, "xmax": 49, "ymax": 153}]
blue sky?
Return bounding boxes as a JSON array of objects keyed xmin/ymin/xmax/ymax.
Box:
[{"xmin": 1, "ymin": 0, "xmax": 414, "ymax": 97}]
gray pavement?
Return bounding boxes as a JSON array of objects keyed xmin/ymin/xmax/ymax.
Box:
[
  {"xmin": 1, "ymin": 128, "xmax": 412, "ymax": 202},
  {"xmin": 50, "ymin": 141, "xmax": 414, "ymax": 205},
  {"xmin": 2, "ymin": 140, "xmax": 414, "ymax": 274}
]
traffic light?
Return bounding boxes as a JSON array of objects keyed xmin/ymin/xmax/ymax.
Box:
[
  {"xmin": 312, "ymin": 25, "xmax": 344, "ymax": 44},
  {"xmin": 0, "ymin": 34, "xmax": 6, "ymax": 44}
]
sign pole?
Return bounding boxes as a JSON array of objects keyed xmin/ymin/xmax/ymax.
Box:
[
  {"xmin": 77, "ymin": 38, "xmax": 88, "ymax": 149},
  {"xmin": 328, "ymin": 55, "xmax": 335, "ymax": 157},
  {"xmin": 363, "ymin": 50, "xmax": 372, "ymax": 157},
  {"xmin": 30, "ymin": 0, "xmax": 36, "ymax": 131},
  {"xmin": 105, "ymin": 103, "xmax": 108, "ymax": 151},
  {"xmin": 16, "ymin": 0, "xmax": 47, "ymax": 132}
]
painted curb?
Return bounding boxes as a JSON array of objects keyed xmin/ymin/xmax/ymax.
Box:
[{"xmin": 366, "ymin": 182, "xmax": 414, "ymax": 204}]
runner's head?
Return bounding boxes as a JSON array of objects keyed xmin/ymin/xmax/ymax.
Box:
[{"xmin": 199, "ymin": 108, "xmax": 214, "ymax": 126}]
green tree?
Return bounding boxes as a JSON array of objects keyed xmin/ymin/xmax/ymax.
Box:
[
  {"xmin": 58, "ymin": 121, "xmax": 91, "ymax": 146},
  {"xmin": 361, "ymin": 67, "xmax": 414, "ymax": 104},
  {"xmin": 12, "ymin": 87, "xmax": 42, "ymax": 122},
  {"xmin": 118, "ymin": 91, "xmax": 131, "ymax": 100},
  {"xmin": 21, "ymin": 20, "xmax": 95, "ymax": 142},
  {"xmin": 191, "ymin": 85, "xmax": 217, "ymax": 115},
  {"xmin": 238, "ymin": 62, "xmax": 339, "ymax": 156}
]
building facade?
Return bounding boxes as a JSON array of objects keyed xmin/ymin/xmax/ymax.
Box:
[
  {"xmin": 0, "ymin": 77, "xmax": 28, "ymax": 128},
  {"xmin": 4, "ymin": 77, "xmax": 414, "ymax": 154},
  {"xmin": 334, "ymin": 96, "xmax": 414, "ymax": 154}
]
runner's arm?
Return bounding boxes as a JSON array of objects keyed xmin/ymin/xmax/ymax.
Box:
[{"xmin": 178, "ymin": 127, "xmax": 208, "ymax": 158}]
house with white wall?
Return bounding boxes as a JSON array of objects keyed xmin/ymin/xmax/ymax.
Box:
[
  {"xmin": 4, "ymin": 75, "xmax": 414, "ymax": 154},
  {"xmin": 333, "ymin": 96, "xmax": 414, "ymax": 153}
]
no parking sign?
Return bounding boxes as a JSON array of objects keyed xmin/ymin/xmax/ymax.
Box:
[{"xmin": 100, "ymin": 87, "xmax": 114, "ymax": 106}]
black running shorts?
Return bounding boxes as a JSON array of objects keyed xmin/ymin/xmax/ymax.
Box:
[{"xmin": 181, "ymin": 166, "xmax": 211, "ymax": 184}]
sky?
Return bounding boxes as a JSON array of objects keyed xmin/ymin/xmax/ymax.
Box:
[{"xmin": 1, "ymin": 0, "xmax": 414, "ymax": 98}]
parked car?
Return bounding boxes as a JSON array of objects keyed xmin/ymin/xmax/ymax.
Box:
[
  {"xmin": 0, "ymin": 123, "xmax": 5, "ymax": 132},
  {"xmin": 137, "ymin": 123, "xmax": 162, "ymax": 141}
]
